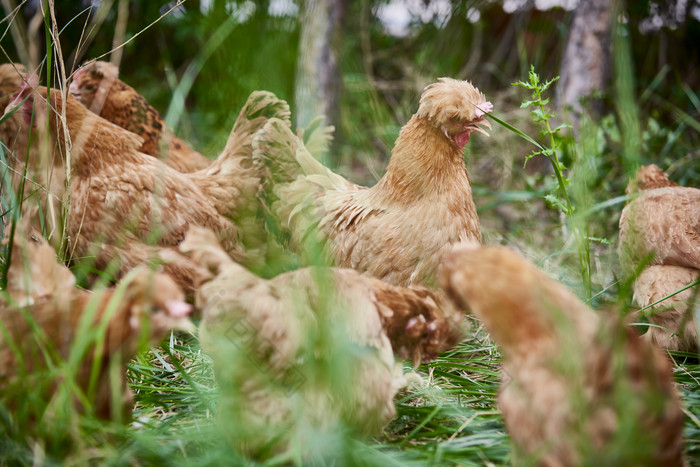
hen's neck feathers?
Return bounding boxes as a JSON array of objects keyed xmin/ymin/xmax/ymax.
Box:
[
  {"xmin": 47, "ymin": 91, "xmax": 144, "ymax": 172},
  {"xmin": 372, "ymin": 116, "xmax": 471, "ymax": 204}
]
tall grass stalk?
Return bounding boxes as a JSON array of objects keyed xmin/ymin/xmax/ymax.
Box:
[{"xmin": 489, "ymin": 65, "xmax": 592, "ymax": 298}]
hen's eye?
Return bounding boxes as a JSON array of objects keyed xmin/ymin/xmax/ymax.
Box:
[
  {"xmin": 450, "ymin": 116, "xmax": 462, "ymax": 123},
  {"xmin": 84, "ymin": 84, "xmax": 95, "ymax": 91}
]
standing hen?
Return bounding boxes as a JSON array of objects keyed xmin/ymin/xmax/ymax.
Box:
[
  {"xmin": 1, "ymin": 226, "xmax": 194, "ymax": 420},
  {"xmin": 440, "ymin": 243, "xmax": 685, "ymax": 465},
  {"xmin": 180, "ymin": 226, "xmax": 465, "ymax": 456},
  {"xmin": 9, "ymin": 83, "xmax": 289, "ymax": 290},
  {"xmin": 254, "ymin": 78, "xmax": 492, "ymax": 287},
  {"xmin": 69, "ymin": 61, "xmax": 211, "ymax": 172},
  {"xmin": 620, "ymin": 164, "xmax": 700, "ymax": 352}
]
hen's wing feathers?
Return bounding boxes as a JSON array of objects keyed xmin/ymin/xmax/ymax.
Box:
[{"xmin": 254, "ymin": 118, "xmax": 371, "ymax": 262}]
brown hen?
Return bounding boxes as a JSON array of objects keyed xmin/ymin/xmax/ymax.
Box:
[
  {"xmin": 440, "ymin": 243, "xmax": 685, "ymax": 466},
  {"xmin": 180, "ymin": 226, "xmax": 465, "ymax": 456},
  {"xmin": 8, "ymin": 83, "xmax": 289, "ymax": 290},
  {"xmin": 620, "ymin": 164, "xmax": 700, "ymax": 352},
  {"xmin": 69, "ymin": 61, "xmax": 211, "ymax": 172},
  {"xmin": 619, "ymin": 164, "xmax": 700, "ymax": 272},
  {"xmin": 254, "ymin": 78, "xmax": 492, "ymax": 287},
  {"xmin": 0, "ymin": 226, "xmax": 194, "ymax": 420}
]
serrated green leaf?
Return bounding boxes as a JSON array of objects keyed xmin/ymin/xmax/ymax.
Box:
[
  {"xmin": 520, "ymin": 100, "xmax": 536, "ymax": 109},
  {"xmin": 523, "ymin": 152, "xmax": 539, "ymax": 168},
  {"xmin": 544, "ymin": 194, "xmax": 567, "ymax": 212},
  {"xmin": 587, "ymin": 236, "xmax": 613, "ymax": 245},
  {"xmin": 513, "ymin": 80, "xmax": 535, "ymax": 90}
]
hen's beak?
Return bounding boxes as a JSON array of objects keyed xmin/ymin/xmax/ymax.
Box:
[
  {"xmin": 68, "ymin": 80, "xmax": 81, "ymax": 99},
  {"xmin": 465, "ymin": 118, "xmax": 492, "ymax": 138}
]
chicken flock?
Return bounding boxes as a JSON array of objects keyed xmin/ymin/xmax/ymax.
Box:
[{"xmin": 0, "ymin": 60, "xmax": 694, "ymax": 463}]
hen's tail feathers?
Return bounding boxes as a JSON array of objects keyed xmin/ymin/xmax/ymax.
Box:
[
  {"xmin": 178, "ymin": 226, "xmax": 255, "ymax": 285},
  {"xmin": 179, "ymin": 226, "xmax": 235, "ymax": 274},
  {"xmin": 253, "ymin": 117, "xmax": 347, "ymax": 189},
  {"xmin": 296, "ymin": 115, "xmax": 334, "ymax": 161},
  {"xmin": 194, "ymin": 91, "xmax": 290, "ymax": 221},
  {"xmin": 216, "ymin": 91, "xmax": 291, "ymax": 171},
  {"xmin": 370, "ymin": 278, "xmax": 465, "ymax": 366}
]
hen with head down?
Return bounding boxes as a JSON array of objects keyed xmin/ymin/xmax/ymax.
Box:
[
  {"xmin": 0, "ymin": 225, "xmax": 194, "ymax": 420},
  {"xmin": 180, "ymin": 226, "xmax": 465, "ymax": 457},
  {"xmin": 440, "ymin": 243, "xmax": 685, "ymax": 466}
]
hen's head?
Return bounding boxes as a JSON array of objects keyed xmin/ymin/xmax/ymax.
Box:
[
  {"xmin": 119, "ymin": 269, "xmax": 196, "ymax": 344},
  {"xmin": 626, "ymin": 164, "xmax": 677, "ymax": 194},
  {"xmin": 69, "ymin": 61, "xmax": 119, "ymax": 108},
  {"xmin": 0, "ymin": 63, "xmax": 27, "ymax": 94},
  {"xmin": 417, "ymin": 78, "xmax": 493, "ymax": 149}
]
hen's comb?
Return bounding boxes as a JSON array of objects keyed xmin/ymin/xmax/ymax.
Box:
[
  {"xmin": 3, "ymin": 73, "xmax": 39, "ymax": 125},
  {"xmin": 475, "ymin": 101, "xmax": 493, "ymax": 118}
]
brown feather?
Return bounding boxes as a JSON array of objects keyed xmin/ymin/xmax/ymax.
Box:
[
  {"xmin": 69, "ymin": 61, "xmax": 211, "ymax": 172},
  {"xmin": 440, "ymin": 243, "xmax": 685, "ymax": 465},
  {"xmin": 0, "ymin": 227, "xmax": 193, "ymax": 420},
  {"xmin": 255, "ymin": 78, "xmax": 490, "ymax": 287}
]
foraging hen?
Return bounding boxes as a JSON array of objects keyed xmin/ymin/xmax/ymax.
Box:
[
  {"xmin": 620, "ymin": 164, "xmax": 700, "ymax": 352},
  {"xmin": 254, "ymin": 78, "xmax": 491, "ymax": 287},
  {"xmin": 9, "ymin": 82, "xmax": 289, "ymax": 290},
  {"xmin": 181, "ymin": 226, "xmax": 464, "ymax": 456},
  {"xmin": 440, "ymin": 243, "xmax": 685, "ymax": 465},
  {"xmin": 0, "ymin": 226, "xmax": 194, "ymax": 420},
  {"xmin": 69, "ymin": 61, "xmax": 211, "ymax": 172}
]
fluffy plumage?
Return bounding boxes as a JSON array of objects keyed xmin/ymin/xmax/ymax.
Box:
[
  {"xmin": 440, "ymin": 243, "xmax": 685, "ymax": 466},
  {"xmin": 634, "ymin": 265, "xmax": 698, "ymax": 352},
  {"xmin": 0, "ymin": 227, "xmax": 194, "ymax": 419},
  {"xmin": 69, "ymin": 61, "xmax": 211, "ymax": 172},
  {"xmin": 620, "ymin": 164, "xmax": 700, "ymax": 352},
  {"xmin": 254, "ymin": 78, "xmax": 491, "ymax": 287},
  {"xmin": 619, "ymin": 164, "xmax": 700, "ymax": 273},
  {"xmin": 180, "ymin": 227, "xmax": 402, "ymax": 456},
  {"xmin": 10, "ymin": 83, "xmax": 289, "ymax": 290}
]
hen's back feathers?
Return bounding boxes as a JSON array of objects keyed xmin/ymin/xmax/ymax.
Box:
[
  {"xmin": 440, "ymin": 243, "xmax": 685, "ymax": 465},
  {"xmin": 69, "ymin": 61, "xmax": 211, "ymax": 172},
  {"xmin": 634, "ymin": 265, "xmax": 699, "ymax": 352},
  {"xmin": 619, "ymin": 164, "xmax": 700, "ymax": 273}
]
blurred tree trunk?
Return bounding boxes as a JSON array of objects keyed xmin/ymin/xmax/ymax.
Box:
[
  {"xmin": 295, "ymin": 0, "xmax": 345, "ymax": 160},
  {"xmin": 557, "ymin": 0, "xmax": 613, "ymax": 129}
]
